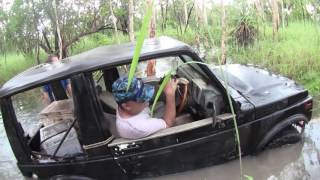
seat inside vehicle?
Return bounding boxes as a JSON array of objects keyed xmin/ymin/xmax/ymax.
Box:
[{"xmin": 99, "ymin": 90, "xmax": 117, "ymax": 114}]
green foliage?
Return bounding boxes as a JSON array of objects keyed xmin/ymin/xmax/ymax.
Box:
[
  {"xmin": 229, "ymin": 21, "xmax": 320, "ymax": 94},
  {"xmin": 300, "ymin": 71, "xmax": 320, "ymax": 93},
  {"xmin": 215, "ymin": 57, "xmax": 244, "ymax": 178},
  {"xmin": 244, "ymin": 174, "xmax": 254, "ymax": 180},
  {"xmin": 70, "ymin": 33, "xmax": 129, "ymax": 55},
  {"xmin": 1, "ymin": 0, "xmax": 319, "ymax": 97},
  {"xmin": 284, "ymin": 0, "xmax": 311, "ymax": 21},
  {"xmin": 150, "ymin": 71, "xmax": 172, "ymax": 115},
  {"xmin": 5, "ymin": 0, "xmax": 37, "ymax": 54},
  {"xmin": 158, "ymin": 27, "xmax": 196, "ymax": 45},
  {"xmin": 0, "ymin": 53, "xmax": 44, "ymax": 85}
]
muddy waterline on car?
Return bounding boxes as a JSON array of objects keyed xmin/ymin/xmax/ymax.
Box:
[{"xmin": 0, "ymin": 60, "xmax": 319, "ymax": 179}]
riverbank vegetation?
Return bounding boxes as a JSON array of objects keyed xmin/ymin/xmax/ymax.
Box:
[{"xmin": 0, "ymin": 0, "xmax": 319, "ymax": 95}]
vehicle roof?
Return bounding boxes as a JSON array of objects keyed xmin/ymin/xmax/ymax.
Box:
[{"xmin": 0, "ymin": 36, "xmax": 194, "ymax": 98}]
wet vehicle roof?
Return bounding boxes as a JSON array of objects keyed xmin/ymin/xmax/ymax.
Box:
[{"xmin": 0, "ymin": 36, "xmax": 193, "ymax": 98}]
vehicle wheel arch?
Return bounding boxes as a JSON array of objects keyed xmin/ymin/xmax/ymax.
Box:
[
  {"xmin": 255, "ymin": 113, "xmax": 308, "ymax": 153},
  {"xmin": 49, "ymin": 175, "xmax": 96, "ymax": 180}
]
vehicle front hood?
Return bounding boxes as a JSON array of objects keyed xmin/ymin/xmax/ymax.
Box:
[{"xmin": 211, "ymin": 64, "xmax": 308, "ymax": 116}]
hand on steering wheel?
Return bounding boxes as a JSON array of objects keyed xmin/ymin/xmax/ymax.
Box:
[
  {"xmin": 160, "ymin": 76, "xmax": 189, "ymax": 113},
  {"xmin": 176, "ymin": 77, "xmax": 189, "ymax": 113}
]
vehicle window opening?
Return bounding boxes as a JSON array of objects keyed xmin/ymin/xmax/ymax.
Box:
[
  {"xmin": 6, "ymin": 56, "xmax": 232, "ymax": 163},
  {"xmin": 103, "ymin": 68, "xmax": 119, "ymax": 92},
  {"xmin": 49, "ymin": 80, "xmax": 69, "ymax": 101},
  {"xmin": 95, "ymin": 68, "xmax": 119, "ymax": 115},
  {"xmin": 94, "ymin": 55, "xmax": 231, "ymax": 140},
  {"xmin": 10, "ymin": 83, "xmax": 86, "ymax": 162}
]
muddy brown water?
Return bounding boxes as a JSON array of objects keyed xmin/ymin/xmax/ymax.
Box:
[
  {"xmin": 0, "ymin": 61, "xmax": 319, "ymax": 179},
  {"xmin": 1, "ymin": 95, "xmax": 319, "ymax": 180}
]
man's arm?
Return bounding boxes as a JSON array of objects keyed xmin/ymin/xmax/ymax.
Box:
[
  {"xmin": 163, "ymin": 79, "xmax": 178, "ymax": 127},
  {"xmin": 66, "ymin": 83, "xmax": 72, "ymax": 97},
  {"xmin": 61, "ymin": 79, "xmax": 72, "ymax": 97},
  {"xmin": 41, "ymin": 85, "xmax": 51, "ymax": 105}
]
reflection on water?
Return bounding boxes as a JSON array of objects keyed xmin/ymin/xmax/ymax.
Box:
[
  {"xmin": 0, "ymin": 72, "xmax": 319, "ymax": 180},
  {"xmin": 0, "ymin": 89, "xmax": 45, "ymax": 180},
  {"xmin": 12, "ymin": 88, "xmax": 45, "ymax": 135},
  {"xmin": 0, "ymin": 114, "xmax": 24, "ymax": 179}
]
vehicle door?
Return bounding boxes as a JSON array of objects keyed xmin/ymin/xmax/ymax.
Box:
[
  {"xmin": 106, "ymin": 55, "xmax": 247, "ymax": 178},
  {"xmin": 108, "ymin": 115, "xmax": 239, "ymax": 178}
]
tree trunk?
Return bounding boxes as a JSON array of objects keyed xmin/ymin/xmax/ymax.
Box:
[
  {"xmin": 164, "ymin": 0, "xmax": 169, "ymax": 29},
  {"xmin": 160, "ymin": 0, "xmax": 164, "ymax": 31},
  {"xmin": 202, "ymin": 0, "xmax": 208, "ymax": 26},
  {"xmin": 149, "ymin": 1, "xmax": 156, "ymax": 38},
  {"xmin": 194, "ymin": 0, "xmax": 201, "ymax": 50},
  {"xmin": 254, "ymin": 0, "xmax": 264, "ymax": 20},
  {"xmin": 172, "ymin": 0, "xmax": 183, "ymax": 35},
  {"xmin": 184, "ymin": 2, "xmax": 194, "ymax": 33},
  {"xmin": 128, "ymin": 0, "xmax": 134, "ymax": 42},
  {"xmin": 271, "ymin": 0, "xmax": 280, "ymax": 41},
  {"xmin": 202, "ymin": 0, "xmax": 209, "ymax": 48},
  {"xmin": 184, "ymin": 1, "xmax": 188, "ymax": 26},
  {"xmin": 109, "ymin": 0, "xmax": 119, "ymax": 44},
  {"xmin": 300, "ymin": 0, "xmax": 306, "ymax": 25},
  {"xmin": 36, "ymin": 33, "xmax": 40, "ymax": 64},
  {"xmin": 280, "ymin": 0, "xmax": 285, "ymax": 29},
  {"xmin": 52, "ymin": 0, "xmax": 63, "ymax": 59},
  {"xmin": 254, "ymin": 0, "xmax": 264, "ymax": 42},
  {"xmin": 159, "ymin": 0, "xmax": 169, "ymax": 31},
  {"xmin": 30, "ymin": 0, "xmax": 41, "ymax": 64},
  {"xmin": 220, "ymin": 0, "xmax": 226, "ymax": 65},
  {"xmin": 146, "ymin": 0, "xmax": 156, "ymax": 77}
]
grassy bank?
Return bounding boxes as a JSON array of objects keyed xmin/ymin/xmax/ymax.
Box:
[
  {"xmin": 229, "ymin": 21, "xmax": 320, "ymax": 94},
  {"xmin": 0, "ymin": 34, "xmax": 129, "ymax": 86},
  {"xmin": 0, "ymin": 53, "xmax": 41, "ymax": 85}
]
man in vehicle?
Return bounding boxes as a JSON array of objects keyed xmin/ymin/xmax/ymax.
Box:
[
  {"xmin": 112, "ymin": 76, "xmax": 178, "ymax": 139},
  {"xmin": 42, "ymin": 55, "xmax": 72, "ymax": 104}
]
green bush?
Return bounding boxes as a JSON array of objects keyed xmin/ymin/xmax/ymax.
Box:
[{"xmin": 229, "ymin": 21, "xmax": 320, "ymax": 94}]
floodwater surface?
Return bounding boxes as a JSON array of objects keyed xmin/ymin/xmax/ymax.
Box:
[{"xmin": 0, "ymin": 61, "xmax": 319, "ymax": 179}]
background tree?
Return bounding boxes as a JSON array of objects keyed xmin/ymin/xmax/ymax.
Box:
[
  {"xmin": 110, "ymin": 0, "xmax": 120, "ymax": 44},
  {"xmin": 220, "ymin": 0, "xmax": 227, "ymax": 64},
  {"xmin": 1, "ymin": 0, "xmax": 320, "ymax": 93},
  {"xmin": 128, "ymin": 0, "xmax": 134, "ymax": 42},
  {"xmin": 0, "ymin": 3, "xmax": 8, "ymax": 58},
  {"xmin": 4, "ymin": 0, "xmax": 119, "ymax": 59},
  {"xmin": 271, "ymin": 0, "xmax": 280, "ymax": 40},
  {"xmin": 146, "ymin": 0, "xmax": 156, "ymax": 77},
  {"xmin": 159, "ymin": 0, "xmax": 169, "ymax": 31}
]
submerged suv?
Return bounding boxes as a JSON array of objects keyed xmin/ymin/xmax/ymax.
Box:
[{"xmin": 0, "ymin": 36, "xmax": 313, "ymax": 179}]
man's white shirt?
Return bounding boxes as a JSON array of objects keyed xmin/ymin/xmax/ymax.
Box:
[{"xmin": 116, "ymin": 107, "xmax": 167, "ymax": 139}]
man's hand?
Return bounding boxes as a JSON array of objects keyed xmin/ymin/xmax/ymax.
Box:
[
  {"xmin": 163, "ymin": 79, "xmax": 178, "ymax": 97},
  {"xmin": 163, "ymin": 78, "xmax": 178, "ymax": 127}
]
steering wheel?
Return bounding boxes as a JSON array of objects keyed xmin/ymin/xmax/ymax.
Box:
[{"xmin": 176, "ymin": 78, "xmax": 189, "ymax": 113}]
